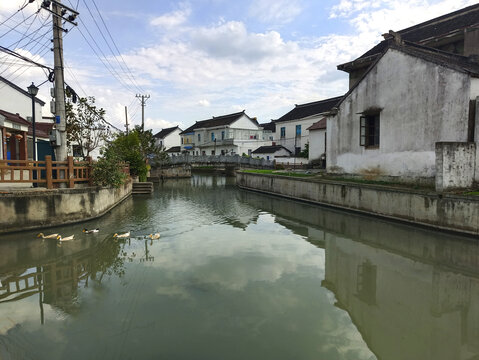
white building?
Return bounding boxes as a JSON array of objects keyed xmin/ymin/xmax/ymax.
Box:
[
  {"xmin": 153, "ymin": 126, "xmax": 182, "ymax": 151},
  {"xmin": 180, "ymin": 111, "xmax": 270, "ymax": 156},
  {"xmin": 274, "ymin": 97, "xmax": 342, "ymax": 156},
  {"xmin": 327, "ymin": 39, "xmax": 479, "ymax": 182},
  {"xmin": 251, "ymin": 145, "xmax": 292, "ymax": 161},
  {"xmin": 307, "ymin": 118, "xmax": 327, "ymax": 163},
  {"xmin": 0, "ymin": 76, "xmax": 44, "ymax": 122}
]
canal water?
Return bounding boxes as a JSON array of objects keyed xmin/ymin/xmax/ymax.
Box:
[{"xmin": 0, "ymin": 175, "xmax": 478, "ymax": 360}]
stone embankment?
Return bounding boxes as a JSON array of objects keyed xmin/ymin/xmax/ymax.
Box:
[
  {"xmin": 236, "ymin": 172, "xmax": 479, "ymax": 236},
  {"xmin": 0, "ymin": 180, "xmax": 132, "ymax": 234}
]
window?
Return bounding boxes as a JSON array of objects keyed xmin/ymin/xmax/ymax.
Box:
[
  {"xmin": 296, "ymin": 125, "xmax": 301, "ymax": 137},
  {"xmin": 198, "ymin": 134, "xmax": 201, "ymax": 143},
  {"xmin": 280, "ymin": 127, "xmax": 286, "ymax": 139},
  {"xmin": 360, "ymin": 114, "xmax": 380, "ymax": 148},
  {"xmin": 72, "ymin": 145, "xmax": 83, "ymax": 157},
  {"xmin": 221, "ymin": 131, "xmax": 225, "ymax": 140},
  {"xmin": 181, "ymin": 138, "xmax": 184, "ymax": 144},
  {"xmin": 211, "ymin": 132, "xmax": 215, "ymax": 141}
]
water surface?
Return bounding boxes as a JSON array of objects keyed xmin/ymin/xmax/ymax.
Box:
[{"xmin": 0, "ymin": 175, "xmax": 478, "ymax": 360}]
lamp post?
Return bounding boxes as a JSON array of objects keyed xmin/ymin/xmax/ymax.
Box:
[{"xmin": 28, "ymin": 82, "xmax": 39, "ymax": 187}]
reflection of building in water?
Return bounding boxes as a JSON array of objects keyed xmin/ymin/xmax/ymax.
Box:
[
  {"xmin": 322, "ymin": 235, "xmax": 479, "ymax": 360},
  {"xmin": 0, "ymin": 237, "xmax": 128, "ymax": 324},
  {"xmin": 42, "ymin": 255, "xmax": 90, "ymax": 313}
]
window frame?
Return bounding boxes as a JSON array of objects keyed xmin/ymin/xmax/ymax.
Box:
[
  {"xmin": 280, "ymin": 127, "xmax": 286, "ymax": 139},
  {"xmin": 360, "ymin": 114, "xmax": 380, "ymax": 149}
]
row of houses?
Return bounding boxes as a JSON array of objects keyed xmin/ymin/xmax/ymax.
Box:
[{"xmin": 155, "ymin": 4, "xmax": 479, "ymax": 186}]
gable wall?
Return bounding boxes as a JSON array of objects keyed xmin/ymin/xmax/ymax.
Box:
[
  {"xmin": 230, "ymin": 114, "xmax": 259, "ymax": 130},
  {"xmin": 0, "ymin": 83, "xmax": 43, "ymax": 122},
  {"xmin": 327, "ymin": 48, "xmax": 471, "ymax": 178}
]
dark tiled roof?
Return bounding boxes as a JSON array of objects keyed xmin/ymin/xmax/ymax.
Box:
[
  {"xmin": 274, "ymin": 96, "xmax": 343, "ymax": 123},
  {"xmin": 338, "ymin": 3, "xmax": 479, "ymax": 71},
  {"xmin": 307, "ymin": 118, "xmax": 327, "ymax": 131},
  {"xmin": 0, "ymin": 109, "xmax": 31, "ymax": 127},
  {"xmin": 252, "ymin": 145, "xmax": 292, "ymax": 154},
  {"xmin": 154, "ymin": 126, "xmax": 180, "ymax": 139},
  {"xmin": 0, "ymin": 76, "xmax": 46, "ymax": 106},
  {"xmin": 180, "ymin": 111, "xmax": 255, "ymax": 134},
  {"xmin": 29, "ymin": 122, "xmax": 54, "ymax": 138},
  {"xmin": 166, "ymin": 146, "xmax": 181, "ymax": 153},
  {"xmin": 260, "ymin": 122, "xmax": 276, "ymax": 132}
]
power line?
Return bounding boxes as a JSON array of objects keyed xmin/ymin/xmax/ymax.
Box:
[
  {"xmin": 81, "ymin": 0, "xmax": 144, "ymax": 93},
  {"xmin": 0, "ymin": 0, "xmax": 31, "ymax": 28}
]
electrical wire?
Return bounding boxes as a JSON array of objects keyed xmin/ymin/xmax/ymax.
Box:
[
  {"xmin": 81, "ymin": 0, "xmax": 144, "ymax": 94},
  {"xmin": 0, "ymin": 0, "xmax": 31, "ymax": 28},
  {"xmin": 89, "ymin": 0, "xmax": 145, "ymax": 93}
]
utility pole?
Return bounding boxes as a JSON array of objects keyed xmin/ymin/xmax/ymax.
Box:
[
  {"xmin": 124, "ymin": 106, "xmax": 129, "ymax": 134},
  {"xmin": 52, "ymin": 0, "xmax": 67, "ymax": 161},
  {"xmin": 40, "ymin": 0, "xmax": 78, "ymax": 161},
  {"xmin": 136, "ymin": 94, "xmax": 150, "ymax": 131}
]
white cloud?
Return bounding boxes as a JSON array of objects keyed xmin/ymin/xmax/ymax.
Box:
[
  {"xmin": 150, "ymin": 4, "xmax": 191, "ymax": 28},
  {"xmin": 197, "ymin": 99, "xmax": 210, "ymax": 107},
  {"xmin": 145, "ymin": 117, "xmax": 180, "ymax": 133},
  {"xmin": 249, "ymin": 0, "xmax": 303, "ymax": 25}
]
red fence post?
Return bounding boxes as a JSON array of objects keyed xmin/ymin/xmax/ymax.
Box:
[{"xmin": 68, "ymin": 156, "xmax": 74, "ymax": 188}]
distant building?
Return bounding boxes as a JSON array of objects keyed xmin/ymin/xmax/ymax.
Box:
[
  {"xmin": 153, "ymin": 126, "xmax": 182, "ymax": 151},
  {"xmin": 252, "ymin": 145, "xmax": 291, "ymax": 161},
  {"xmin": 307, "ymin": 118, "xmax": 327, "ymax": 163},
  {"xmin": 180, "ymin": 111, "xmax": 270, "ymax": 156},
  {"xmin": 165, "ymin": 146, "xmax": 182, "ymax": 156},
  {"xmin": 274, "ymin": 96, "xmax": 342, "ymax": 156}
]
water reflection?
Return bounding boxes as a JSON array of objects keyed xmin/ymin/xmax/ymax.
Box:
[{"xmin": 0, "ymin": 175, "xmax": 478, "ymax": 360}]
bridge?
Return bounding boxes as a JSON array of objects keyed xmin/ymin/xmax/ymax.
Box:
[
  {"xmin": 150, "ymin": 154, "xmax": 274, "ymax": 178},
  {"xmin": 165, "ymin": 154, "xmax": 274, "ymax": 168}
]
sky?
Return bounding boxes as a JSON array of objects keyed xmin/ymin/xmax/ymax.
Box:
[{"xmin": 0, "ymin": 0, "xmax": 477, "ymax": 134}]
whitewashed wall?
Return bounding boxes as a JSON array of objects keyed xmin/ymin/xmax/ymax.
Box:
[
  {"xmin": 327, "ymin": 48, "xmax": 472, "ymax": 179},
  {"xmin": 309, "ymin": 129, "xmax": 326, "ymax": 161},
  {"xmin": 253, "ymin": 148, "xmax": 291, "ymax": 160},
  {"xmin": 0, "ymin": 82, "xmax": 44, "ymax": 121},
  {"xmin": 274, "ymin": 115, "xmax": 322, "ymax": 153}
]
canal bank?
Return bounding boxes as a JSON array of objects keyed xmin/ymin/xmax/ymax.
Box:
[
  {"xmin": 0, "ymin": 180, "xmax": 132, "ymax": 234},
  {"xmin": 236, "ymin": 172, "xmax": 479, "ymax": 236}
]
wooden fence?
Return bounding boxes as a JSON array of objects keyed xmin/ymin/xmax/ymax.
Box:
[{"xmin": 0, "ymin": 155, "xmax": 91, "ymax": 189}]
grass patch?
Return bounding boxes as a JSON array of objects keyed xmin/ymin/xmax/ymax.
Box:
[
  {"xmin": 464, "ymin": 191, "xmax": 479, "ymax": 196},
  {"xmin": 242, "ymin": 169, "xmax": 314, "ymax": 177}
]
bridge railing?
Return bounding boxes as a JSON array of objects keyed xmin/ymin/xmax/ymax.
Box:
[{"xmin": 158, "ymin": 154, "xmax": 274, "ymax": 168}]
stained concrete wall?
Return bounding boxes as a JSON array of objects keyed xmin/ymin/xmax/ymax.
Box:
[
  {"xmin": 327, "ymin": 48, "xmax": 472, "ymax": 179},
  {"xmin": 236, "ymin": 172, "xmax": 479, "ymax": 236},
  {"xmin": 309, "ymin": 128, "xmax": 326, "ymax": 161},
  {"xmin": 435, "ymin": 142, "xmax": 476, "ymax": 192},
  {"xmin": 150, "ymin": 165, "xmax": 191, "ymax": 178},
  {"xmin": 0, "ymin": 180, "xmax": 132, "ymax": 234}
]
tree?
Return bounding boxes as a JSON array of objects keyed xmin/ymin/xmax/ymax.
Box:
[{"xmin": 66, "ymin": 96, "xmax": 112, "ymax": 159}]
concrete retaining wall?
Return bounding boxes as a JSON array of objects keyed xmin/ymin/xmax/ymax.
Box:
[
  {"xmin": 236, "ymin": 172, "xmax": 479, "ymax": 236},
  {"xmin": 435, "ymin": 142, "xmax": 476, "ymax": 192},
  {"xmin": 150, "ymin": 165, "xmax": 191, "ymax": 178},
  {"xmin": 0, "ymin": 180, "xmax": 132, "ymax": 234}
]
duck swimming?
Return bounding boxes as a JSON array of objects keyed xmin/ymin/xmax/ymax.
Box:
[
  {"xmin": 57, "ymin": 235, "xmax": 75, "ymax": 242},
  {"xmin": 83, "ymin": 228, "xmax": 100, "ymax": 234},
  {"xmin": 37, "ymin": 233, "xmax": 59, "ymax": 239},
  {"xmin": 148, "ymin": 233, "xmax": 160, "ymax": 239},
  {"xmin": 113, "ymin": 231, "xmax": 130, "ymax": 238}
]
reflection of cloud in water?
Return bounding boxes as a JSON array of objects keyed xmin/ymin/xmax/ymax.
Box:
[{"xmin": 150, "ymin": 214, "xmax": 325, "ymax": 293}]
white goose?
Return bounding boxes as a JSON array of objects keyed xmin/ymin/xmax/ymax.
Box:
[
  {"xmin": 113, "ymin": 231, "xmax": 130, "ymax": 239},
  {"xmin": 57, "ymin": 234, "xmax": 75, "ymax": 242},
  {"xmin": 37, "ymin": 233, "xmax": 59, "ymax": 239}
]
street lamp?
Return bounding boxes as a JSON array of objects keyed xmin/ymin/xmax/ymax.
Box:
[{"xmin": 28, "ymin": 82, "xmax": 39, "ymax": 187}]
